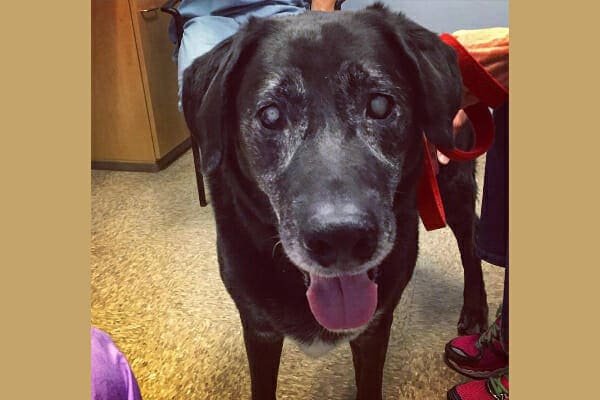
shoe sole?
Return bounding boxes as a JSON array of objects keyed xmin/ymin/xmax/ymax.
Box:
[{"xmin": 444, "ymin": 354, "xmax": 508, "ymax": 379}]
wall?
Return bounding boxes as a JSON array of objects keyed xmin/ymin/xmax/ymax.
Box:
[{"xmin": 341, "ymin": 0, "xmax": 509, "ymax": 33}]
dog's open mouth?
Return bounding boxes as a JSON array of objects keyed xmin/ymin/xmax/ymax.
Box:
[{"xmin": 301, "ymin": 267, "xmax": 379, "ymax": 331}]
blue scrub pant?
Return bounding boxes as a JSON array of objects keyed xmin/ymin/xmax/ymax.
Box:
[{"xmin": 172, "ymin": 1, "xmax": 310, "ymax": 108}]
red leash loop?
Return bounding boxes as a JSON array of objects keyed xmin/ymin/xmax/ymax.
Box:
[
  {"xmin": 418, "ymin": 33, "xmax": 508, "ymax": 231},
  {"xmin": 437, "ymin": 102, "xmax": 495, "ymax": 162}
]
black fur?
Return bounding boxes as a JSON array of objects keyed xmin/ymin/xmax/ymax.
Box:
[{"xmin": 182, "ymin": 5, "xmax": 487, "ymax": 400}]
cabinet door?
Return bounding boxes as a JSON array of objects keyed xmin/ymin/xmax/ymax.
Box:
[
  {"xmin": 92, "ymin": 0, "xmax": 156, "ymax": 163},
  {"xmin": 130, "ymin": 0, "xmax": 190, "ymax": 159}
]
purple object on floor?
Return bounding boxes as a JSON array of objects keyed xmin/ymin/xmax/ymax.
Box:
[{"xmin": 91, "ymin": 327, "xmax": 142, "ymax": 400}]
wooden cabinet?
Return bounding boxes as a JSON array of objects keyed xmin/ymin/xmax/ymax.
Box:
[{"xmin": 92, "ymin": 0, "xmax": 190, "ymax": 171}]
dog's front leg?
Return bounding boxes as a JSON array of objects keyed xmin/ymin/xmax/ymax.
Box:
[
  {"xmin": 438, "ymin": 162, "xmax": 489, "ymax": 335},
  {"xmin": 241, "ymin": 317, "xmax": 284, "ymax": 400},
  {"xmin": 349, "ymin": 312, "xmax": 393, "ymax": 400}
]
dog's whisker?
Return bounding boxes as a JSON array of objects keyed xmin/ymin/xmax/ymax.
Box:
[{"xmin": 272, "ymin": 240, "xmax": 283, "ymax": 258}]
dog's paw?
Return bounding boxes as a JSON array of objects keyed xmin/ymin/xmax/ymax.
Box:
[{"xmin": 457, "ymin": 303, "xmax": 489, "ymax": 335}]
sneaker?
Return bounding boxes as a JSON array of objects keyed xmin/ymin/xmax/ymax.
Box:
[
  {"xmin": 445, "ymin": 306, "xmax": 507, "ymax": 379},
  {"xmin": 447, "ymin": 374, "xmax": 509, "ymax": 400}
]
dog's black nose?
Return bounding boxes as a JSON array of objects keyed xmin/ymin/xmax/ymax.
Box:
[{"xmin": 302, "ymin": 217, "xmax": 378, "ymax": 268}]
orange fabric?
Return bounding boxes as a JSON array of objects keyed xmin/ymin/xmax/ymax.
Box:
[{"xmin": 452, "ymin": 28, "xmax": 509, "ymax": 107}]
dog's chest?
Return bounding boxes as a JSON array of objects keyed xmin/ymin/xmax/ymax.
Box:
[
  {"xmin": 290, "ymin": 330, "xmax": 364, "ymax": 358},
  {"xmin": 295, "ymin": 338, "xmax": 338, "ymax": 358}
]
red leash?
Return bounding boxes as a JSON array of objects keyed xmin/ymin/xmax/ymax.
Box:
[{"xmin": 418, "ymin": 34, "xmax": 508, "ymax": 231}]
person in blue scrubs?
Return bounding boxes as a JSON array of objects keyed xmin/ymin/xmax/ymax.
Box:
[{"xmin": 170, "ymin": 1, "xmax": 338, "ymax": 109}]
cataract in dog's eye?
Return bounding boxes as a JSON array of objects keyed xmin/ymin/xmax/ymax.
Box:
[
  {"xmin": 367, "ymin": 94, "xmax": 394, "ymax": 119},
  {"xmin": 259, "ymin": 104, "xmax": 284, "ymax": 130}
]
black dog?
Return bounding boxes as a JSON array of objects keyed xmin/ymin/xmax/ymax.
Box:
[{"xmin": 182, "ymin": 4, "xmax": 487, "ymax": 399}]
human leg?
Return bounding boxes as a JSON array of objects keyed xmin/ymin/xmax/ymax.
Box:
[{"xmin": 444, "ymin": 103, "xmax": 509, "ymax": 399}]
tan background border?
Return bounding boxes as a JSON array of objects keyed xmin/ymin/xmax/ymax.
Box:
[
  {"xmin": 511, "ymin": 1, "xmax": 600, "ymax": 398},
  {"xmin": 1, "ymin": 1, "xmax": 597, "ymax": 398},
  {"xmin": 1, "ymin": 1, "xmax": 91, "ymax": 399}
]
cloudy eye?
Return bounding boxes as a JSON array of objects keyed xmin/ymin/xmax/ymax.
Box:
[
  {"xmin": 258, "ymin": 104, "xmax": 284, "ymax": 130},
  {"xmin": 367, "ymin": 94, "xmax": 394, "ymax": 119}
]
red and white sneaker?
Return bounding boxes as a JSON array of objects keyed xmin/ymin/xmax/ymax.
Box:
[
  {"xmin": 447, "ymin": 374, "xmax": 509, "ymax": 400},
  {"xmin": 444, "ymin": 306, "xmax": 507, "ymax": 379}
]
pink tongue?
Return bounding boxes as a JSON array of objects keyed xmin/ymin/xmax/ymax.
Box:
[{"xmin": 306, "ymin": 272, "xmax": 378, "ymax": 331}]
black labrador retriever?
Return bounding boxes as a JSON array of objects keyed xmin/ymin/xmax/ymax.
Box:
[{"xmin": 182, "ymin": 4, "xmax": 488, "ymax": 399}]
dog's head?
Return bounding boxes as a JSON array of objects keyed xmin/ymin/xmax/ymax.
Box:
[{"xmin": 183, "ymin": 4, "xmax": 462, "ymax": 331}]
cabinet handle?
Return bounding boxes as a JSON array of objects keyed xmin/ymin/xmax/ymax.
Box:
[{"xmin": 139, "ymin": 7, "xmax": 160, "ymax": 20}]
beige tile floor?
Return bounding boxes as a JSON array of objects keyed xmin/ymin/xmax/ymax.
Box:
[{"xmin": 91, "ymin": 150, "xmax": 504, "ymax": 399}]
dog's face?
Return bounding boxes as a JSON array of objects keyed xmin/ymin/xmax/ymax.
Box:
[
  {"xmin": 236, "ymin": 13, "xmax": 417, "ymax": 274},
  {"xmin": 183, "ymin": 5, "xmax": 462, "ymax": 331}
]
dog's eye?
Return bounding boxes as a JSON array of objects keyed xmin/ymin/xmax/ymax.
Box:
[
  {"xmin": 367, "ymin": 94, "xmax": 393, "ymax": 119},
  {"xmin": 258, "ymin": 104, "xmax": 284, "ymax": 130}
]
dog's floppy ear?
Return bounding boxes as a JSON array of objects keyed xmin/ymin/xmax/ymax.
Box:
[
  {"xmin": 182, "ymin": 24, "xmax": 260, "ymax": 174},
  {"xmin": 366, "ymin": 4, "xmax": 463, "ymax": 149}
]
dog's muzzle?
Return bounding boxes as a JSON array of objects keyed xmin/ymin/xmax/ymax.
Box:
[{"xmin": 296, "ymin": 201, "xmax": 382, "ymax": 332}]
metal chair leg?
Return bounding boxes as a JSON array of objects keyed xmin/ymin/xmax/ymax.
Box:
[
  {"xmin": 159, "ymin": 2, "xmax": 205, "ymax": 206},
  {"xmin": 190, "ymin": 136, "xmax": 208, "ymax": 207}
]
